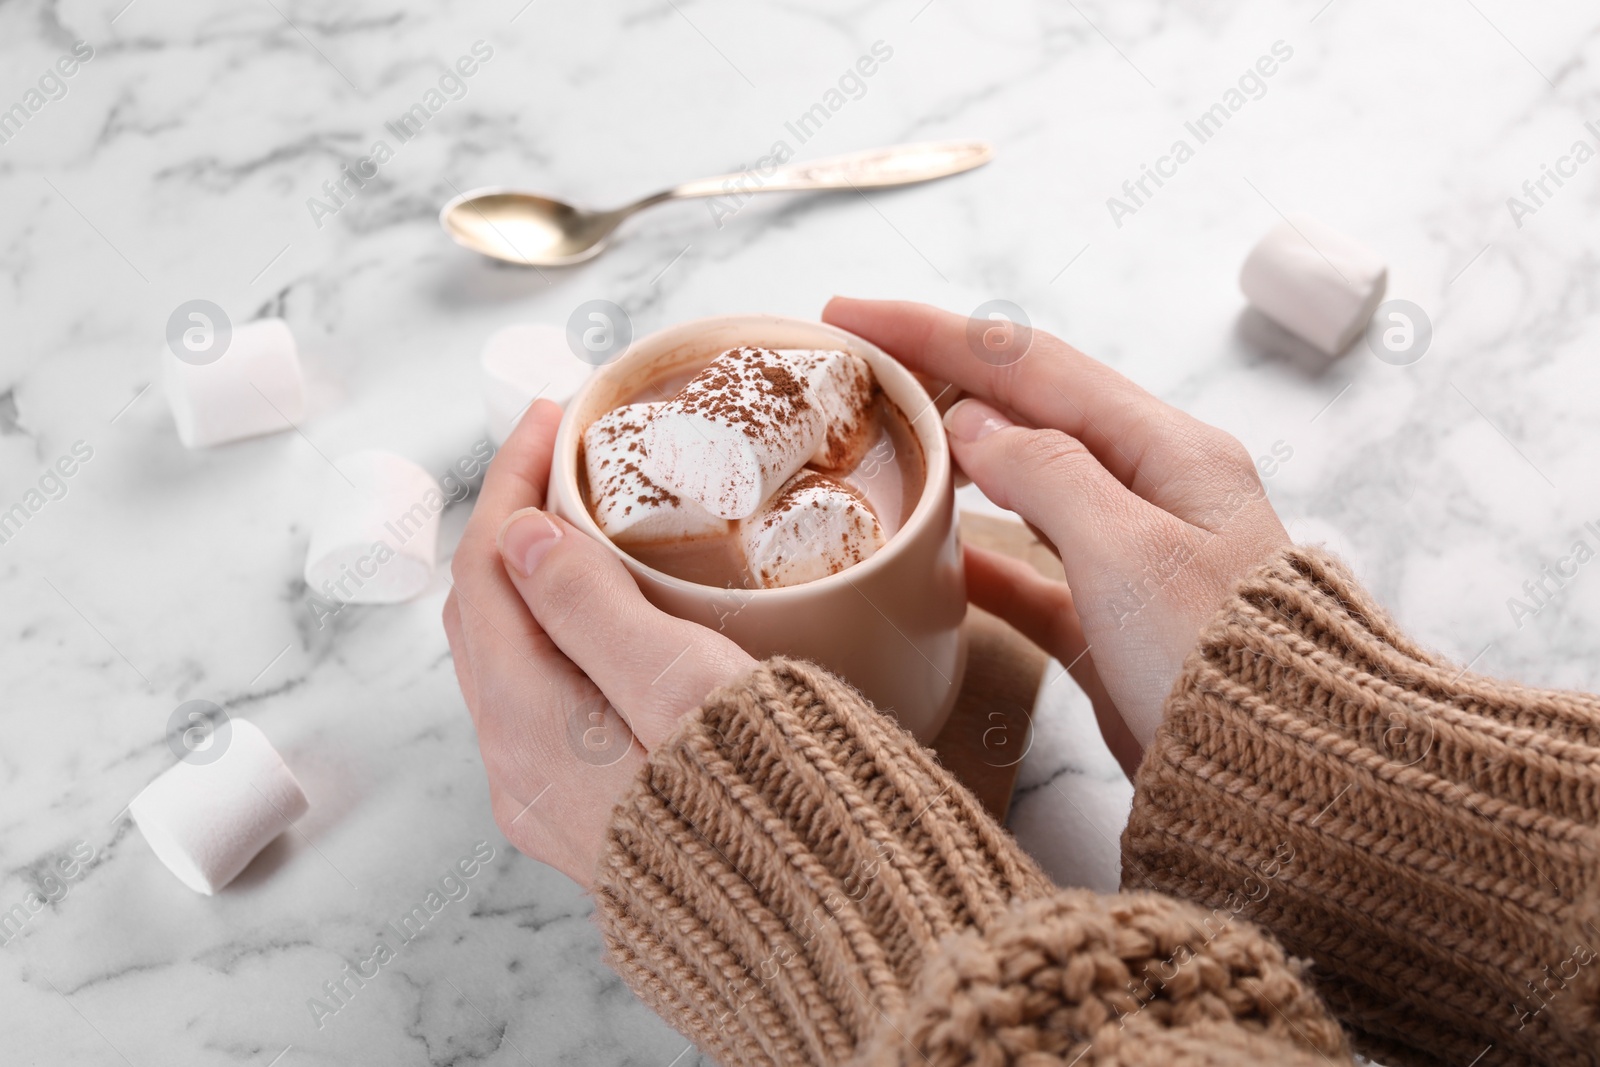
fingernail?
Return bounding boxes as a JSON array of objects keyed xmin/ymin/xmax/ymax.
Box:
[
  {"xmin": 944, "ymin": 398, "xmax": 1012, "ymax": 443},
  {"xmin": 499, "ymin": 509, "xmax": 563, "ymax": 577}
]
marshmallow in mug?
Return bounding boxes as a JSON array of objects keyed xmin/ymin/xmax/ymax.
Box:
[
  {"xmin": 742, "ymin": 470, "xmax": 884, "ymax": 589},
  {"xmin": 130, "ymin": 718, "xmax": 308, "ymax": 895},
  {"xmin": 164, "ymin": 317, "xmax": 306, "ymax": 449},
  {"xmin": 641, "ymin": 347, "xmax": 876, "ymax": 520},
  {"xmin": 1239, "ymin": 215, "xmax": 1387, "ymax": 356},
  {"xmin": 773, "ymin": 348, "xmax": 879, "ymax": 471},
  {"xmin": 583, "ymin": 403, "xmax": 728, "ymax": 545},
  {"xmin": 481, "ymin": 323, "xmax": 595, "ymax": 445},
  {"xmin": 304, "ymin": 450, "xmax": 443, "ymax": 605}
]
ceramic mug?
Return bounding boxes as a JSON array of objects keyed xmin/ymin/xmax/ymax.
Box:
[{"xmin": 547, "ymin": 314, "xmax": 967, "ymax": 742}]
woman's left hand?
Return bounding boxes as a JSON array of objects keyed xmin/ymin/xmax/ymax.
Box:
[{"xmin": 443, "ymin": 400, "xmax": 757, "ymax": 888}]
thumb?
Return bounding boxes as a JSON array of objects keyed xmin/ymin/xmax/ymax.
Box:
[
  {"xmin": 497, "ymin": 508, "xmax": 755, "ymax": 747},
  {"xmin": 943, "ymin": 398, "xmax": 1181, "ymax": 581}
]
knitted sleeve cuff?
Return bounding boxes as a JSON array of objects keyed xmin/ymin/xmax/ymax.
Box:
[
  {"xmin": 854, "ymin": 889, "xmax": 1348, "ymax": 1067},
  {"xmin": 592, "ymin": 657, "xmax": 1051, "ymax": 1066},
  {"xmin": 593, "ymin": 656, "xmax": 1349, "ymax": 1066},
  {"xmin": 1125, "ymin": 544, "xmax": 1600, "ymax": 1066}
]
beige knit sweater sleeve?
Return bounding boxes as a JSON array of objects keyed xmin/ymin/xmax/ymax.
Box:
[
  {"xmin": 592, "ymin": 545, "xmax": 1600, "ymax": 1066},
  {"xmin": 1124, "ymin": 545, "xmax": 1600, "ymax": 1066}
]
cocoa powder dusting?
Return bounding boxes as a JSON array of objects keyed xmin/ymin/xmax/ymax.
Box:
[
  {"xmin": 758, "ymin": 470, "xmax": 835, "ymax": 531},
  {"xmin": 675, "ymin": 348, "xmax": 814, "ymax": 442},
  {"xmin": 586, "ymin": 407, "xmax": 682, "ymax": 511}
]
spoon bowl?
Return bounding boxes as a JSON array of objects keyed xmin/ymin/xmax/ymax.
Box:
[
  {"xmin": 439, "ymin": 190, "xmax": 625, "ymax": 266},
  {"xmin": 440, "ymin": 140, "xmax": 993, "ymax": 267}
]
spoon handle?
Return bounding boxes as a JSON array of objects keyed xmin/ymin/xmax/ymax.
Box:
[{"xmin": 649, "ymin": 140, "xmax": 993, "ymax": 205}]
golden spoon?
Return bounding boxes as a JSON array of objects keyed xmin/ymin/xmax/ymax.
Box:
[{"xmin": 439, "ymin": 140, "xmax": 993, "ymax": 267}]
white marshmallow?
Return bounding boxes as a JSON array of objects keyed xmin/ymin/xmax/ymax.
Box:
[
  {"xmin": 741, "ymin": 471, "xmax": 884, "ymax": 588},
  {"xmin": 305, "ymin": 450, "xmax": 442, "ymax": 603},
  {"xmin": 642, "ymin": 347, "xmax": 875, "ymax": 520},
  {"xmin": 164, "ymin": 317, "xmax": 306, "ymax": 449},
  {"xmin": 584, "ymin": 403, "xmax": 727, "ymax": 545},
  {"xmin": 482, "ymin": 323, "xmax": 595, "ymax": 445},
  {"xmin": 130, "ymin": 719, "xmax": 309, "ymax": 895},
  {"xmin": 1239, "ymin": 215, "xmax": 1387, "ymax": 356},
  {"xmin": 773, "ymin": 348, "xmax": 878, "ymax": 471}
]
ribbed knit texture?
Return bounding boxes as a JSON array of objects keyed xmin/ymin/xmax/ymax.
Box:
[
  {"xmin": 596, "ymin": 658, "xmax": 1348, "ymax": 1065},
  {"xmin": 1124, "ymin": 545, "xmax": 1600, "ymax": 1066}
]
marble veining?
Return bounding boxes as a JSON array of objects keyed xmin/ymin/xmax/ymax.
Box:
[{"xmin": 3, "ymin": 0, "xmax": 1598, "ymax": 1063}]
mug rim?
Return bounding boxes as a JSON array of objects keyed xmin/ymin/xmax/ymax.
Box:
[{"xmin": 551, "ymin": 313, "xmax": 952, "ymax": 603}]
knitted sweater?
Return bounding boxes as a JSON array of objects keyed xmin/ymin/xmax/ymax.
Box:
[{"xmin": 593, "ymin": 546, "xmax": 1600, "ymax": 1066}]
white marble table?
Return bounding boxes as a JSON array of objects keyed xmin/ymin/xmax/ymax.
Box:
[{"xmin": 4, "ymin": 1, "xmax": 1598, "ymax": 1063}]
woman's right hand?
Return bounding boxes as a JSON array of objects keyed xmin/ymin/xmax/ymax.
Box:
[{"xmin": 823, "ymin": 298, "xmax": 1291, "ymax": 772}]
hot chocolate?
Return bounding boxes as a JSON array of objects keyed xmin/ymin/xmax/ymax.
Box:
[{"xmin": 579, "ymin": 345, "xmax": 925, "ymax": 590}]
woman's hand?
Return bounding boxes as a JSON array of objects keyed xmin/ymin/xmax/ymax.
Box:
[
  {"xmin": 443, "ymin": 400, "xmax": 757, "ymax": 887},
  {"xmin": 823, "ymin": 298, "xmax": 1289, "ymax": 772}
]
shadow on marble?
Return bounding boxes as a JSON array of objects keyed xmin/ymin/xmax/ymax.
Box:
[
  {"xmin": 225, "ymin": 831, "xmax": 296, "ymax": 893},
  {"xmin": 1233, "ymin": 305, "xmax": 1349, "ymax": 379}
]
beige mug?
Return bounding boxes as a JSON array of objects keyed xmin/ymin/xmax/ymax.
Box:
[{"xmin": 547, "ymin": 314, "xmax": 967, "ymax": 742}]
